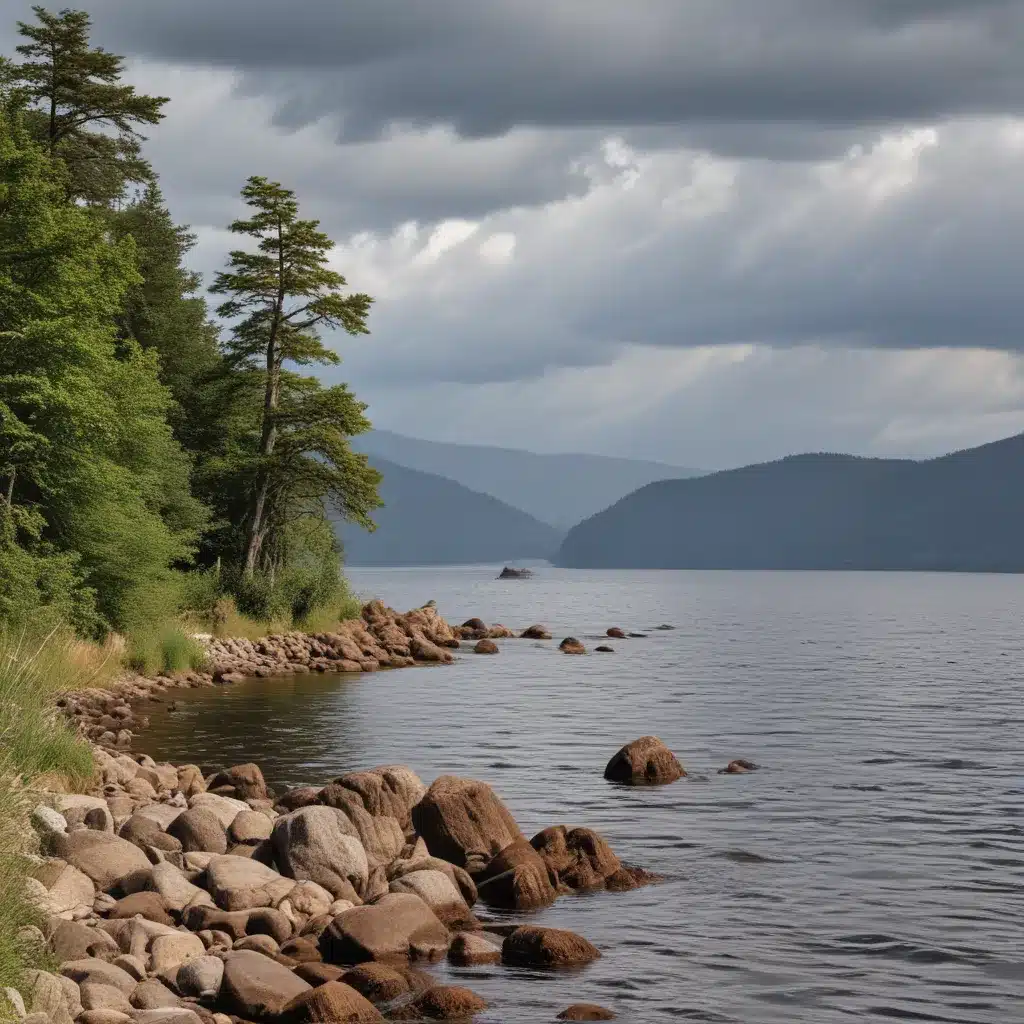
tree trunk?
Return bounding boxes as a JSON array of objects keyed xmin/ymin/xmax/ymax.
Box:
[{"xmin": 243, "ymin": 213, "xmax": 286, "ymax": 574}]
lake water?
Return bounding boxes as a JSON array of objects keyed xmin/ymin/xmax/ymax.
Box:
[{"xmin": 138, "ymin": 567, "xmax": 1024, "ymax": 1023}]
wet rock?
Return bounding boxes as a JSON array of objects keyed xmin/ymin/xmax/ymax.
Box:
[
  {"xmin": 531, "ymin": 825, "xmax": 644, "ymax": 893},
  {"xmin": 271, "ymin": 806, "xmax": 368, "ymax": 900},
  {"xmin": 502, "ymin": 926, "xmax": 601, "ymax": 968},
  {"xmin": 50, "ymin": 831, "xmax": 152, "ymax": 894},
  {"xmin": 520, "ymin": 624, "xmax": 551, "ymax": 639},
  {"xmin": 603, "ymin": 736, "xmax": 685, "ymax": 785},
  {"xmin": 411, "ymin": 776, "xmax": 524, "ymax": 875},
  {"xmin": 219, "ymin": 950, "xmax": 311, "ymax": 1020},
  {"xmin": 558, "ymin": 1004, "xmax": 616, "ymax": 1021},
  {"xmin": 718, "ymin": 759, "xmax": 759, "ymax": 774},
  {"xmin": 394, "ymin": 986, "xmax": 487, "ymax": 1020},
  {"xmin": 497, "ymin": 567, "xmax": 532, "ymax": 579},
  {"xmin": 595, "ymin": 646, "xmax": 614, "ymax": 653},
  {"xmin": 461, "ymin": 618, "xmax": 486, "ymax": 632},
  {"xmin": 559, "ymin": 637, "xmax": 586, "ymax": 654},
  {"xmin": 476, "ymin": 840, "xmax": 557, "ymax": 910},
  {"xmin": 278, "ymin": 981, "xmax": 382, "ymax": 1023},
  {"xmin": 167, "ymin": 809, "xmax": 228, "ymax": 855},
  {"xmin": 448, "ymin": 932, "xmax": 501, "ymax": 966},
  {"xmin": 606, "ymin": 628, "xmax": 626, "ymax": 639},
  {"xmin": 205, "ymin": 855, "xmax": 296, "ymax": 911},
  {"xmin": 318, "ymin": 893, "xmax": 449, "ymax": 965},
  {"xmin": 472, "ymin": 639, "xmax": 498, "ymax": 654}
]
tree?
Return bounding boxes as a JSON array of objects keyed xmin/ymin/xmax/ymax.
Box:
[
  {"xmin": 107, "ymin": 182, "xmax": 223, "ymax": 440},
  {"xmin": 13, "ymin": 6, "xmax": 167, "ymax": 204},
  {"xmin": 0, "ymin": 103, "xmax": 206, "ymax": 633},
  {"xmin": 209, "ymin": 176, "xmax": 380, "ymax": 576}
]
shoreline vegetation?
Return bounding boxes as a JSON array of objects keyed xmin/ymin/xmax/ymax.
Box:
[{"xmin": 1, "ymin": 599, "xmax": 673, "ymax": 1024}]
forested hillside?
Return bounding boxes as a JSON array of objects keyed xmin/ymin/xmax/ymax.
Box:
[{"xmin": 0, "ymin": 7, "xmax": 381, "ymax": 654}]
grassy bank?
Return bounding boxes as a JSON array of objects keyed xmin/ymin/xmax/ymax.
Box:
[{"xmin": 0, "ymin": 632, "xmax": 96, "ymax": 995}]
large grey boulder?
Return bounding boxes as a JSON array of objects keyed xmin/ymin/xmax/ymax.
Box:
[
  {"xmin": 271, "ymin": 807, "xmax": 369, "ymax": 899},
  {"xmin": 388, "ymin": 870, "xmax": 473, "ymax": 927},
  {"xmin": 205, "ymin": 855, "xmax": 295, "ymax": 911}
]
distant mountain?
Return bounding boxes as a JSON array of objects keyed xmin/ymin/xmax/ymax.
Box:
[
  {"xmin": 353, "ymin": 429, "xmax": 702, "ymax": 529},
  {"xmin": 335, "ymin": 457, "xmax": 562, "ymax": 566},
  {"xmin": 557, "ymin": 433, "xmax": 1024, "ymax": 572}
]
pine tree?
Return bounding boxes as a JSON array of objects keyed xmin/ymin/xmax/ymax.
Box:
[
  {"xmin": 209, "ymin": 176, "xmax": 381, "ymax": 576},
  {"xmin": 13, "ymin": 6, "xmax": 167, "ymax": 204}
]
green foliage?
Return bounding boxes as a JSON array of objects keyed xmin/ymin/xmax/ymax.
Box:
[
  {"xmin": 13, "ymin": 6, "xmax": 168, "ymax": 203},
  {"xmin": 126, "ymin": 624, "xmax": 208, "ymax": 676},
  {"xmin": 208, "ymin": 175, "xmax": 382, "ymax": 576}
]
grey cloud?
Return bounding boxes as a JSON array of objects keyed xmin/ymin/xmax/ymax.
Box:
[{"xmin": 77, "ymin": 0, "xmax": 1024, "ymax": 155}]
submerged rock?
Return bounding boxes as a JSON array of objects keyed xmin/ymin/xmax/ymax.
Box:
[
  {"xmin": 501, "ymin": 926, "xmax": 601, "ymax": 968},
  {"xmin": 603, "ymin": 736, "xmax": 685, "ymax": 786},
  {"xmin": 718, "ymin": 759, "xmax": 759, "ymax": 774},
  {"xmin": 559, "ymin": 637, "xmax": 586, "ymax": 655}
]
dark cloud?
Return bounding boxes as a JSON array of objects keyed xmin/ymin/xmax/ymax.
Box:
[{"xmin": 75, "ymin": 0, "xmax": 1024, "ymax": 152}]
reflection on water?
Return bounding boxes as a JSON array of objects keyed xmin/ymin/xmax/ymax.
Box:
[{"xmin": 137, "ymin": 567, "xmax": 1024, "ymax": 1023}]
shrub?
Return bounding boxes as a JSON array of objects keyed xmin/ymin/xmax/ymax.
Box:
[{"xmin": 126, "ymin": 624, "xmax": 208, "ymax": 675}]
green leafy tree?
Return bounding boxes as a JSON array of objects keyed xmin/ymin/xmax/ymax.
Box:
[
  {"xmin": 209, "ymin": 176, "xmax": 381, "ymax": 576},
  {"xmin": 13, "ymin": 6, "xmax": 167, "ymax": 204},
  {"xmin": 0, "ymin": 104, "xmax": 205, "ymax": 633}
]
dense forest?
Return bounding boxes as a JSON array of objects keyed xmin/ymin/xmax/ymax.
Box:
[{"xmin": 0, "ymin": 7, "xmax": 381, "ymax": 661}]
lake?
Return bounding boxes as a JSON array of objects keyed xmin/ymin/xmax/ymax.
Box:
[{"xmin": 137, "ymin": 567, "xmax": 1024, "ymax": 1023}]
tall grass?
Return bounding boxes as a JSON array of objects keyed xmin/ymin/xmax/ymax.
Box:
[
  {"xmin": 0, "ymin": 631, "xmax": 95, "ymax": 994},
  {"xmin": 125, "ymin": 624, "xmax": 208, "ymax": 675}
]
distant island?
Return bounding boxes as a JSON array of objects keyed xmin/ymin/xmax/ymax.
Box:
[{"xmin": 557, "ymin": 433, "xmax": 1024, "ymax": 572}]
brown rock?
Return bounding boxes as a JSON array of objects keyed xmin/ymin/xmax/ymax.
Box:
[
  {"xmin": 327, "ymin": 767, "xmax": 426, "ymax": 831},
  {"xmin": 130, "ymin": 980, "xmax": 182, "ymax": 1011},
  {"xmin": 228, "ymin": 810, "xmax": 274, "ymax": 845},
  {"xmin": 603, "ymin": 736, "xmax": 685, "ymax": 785},
  {"xmin": 472, "ymin": 639, "xmax": 498, "ymax": 655},
  {"xmin": 558, "ymin": 1004, "xmax": 616, "ymax": 1021},
  {"xmin": 49, "ymin": 920, "xmax": 120, "ymax": 962},
  {"xmin": 559, "ymin": 637, "xmax": 586, "ymax": 654},
  {"xmin": 278, "ymin": 981, "xmax": 382, "ymax": 1023},
  {"xmin": 718, "ymin": 759, "xmax": 759, "ymax": 774},
  {"xmin": 279, "ymin": 936, "xmax": 322, "ymax": 963},
  {"xmin": 595, "ymin": 646, "xmax": 614, "ymax": 653},
  {"xmin": 531, "ymin": 825, "xmax": 642, "ymax": 893},
  {"xmin": 207, "ymin": 764, "xmax": 269, "ymax": 801},
  {"xmin": 475, "ymin": 840, "xmax": 557, "ymax": 910},
  {"xmin": 270, "ymin": 806, "xmax": 368, "ymax": 899},
  {"xmin": 318, "ymin": 893, "xmax": 448, "ymax": 965},
  {"xmin": 219, "ymin": 949, "xmax": 311, "ymax": 1020},
  {"xmin": 182, "ymin": 904, "xmax": 293, "ymax": 945},
  {"xmin": 339, "ymin": 964, "xmax": 431, "ymax": 1005},
  {"xmin": 502, "ymin": 926, "xmax": 601, "ymax": 968},
  {"xmin": 395, "ymin": 986, "xmax": 487, "ymax": 1020},
  {"xmin": 606, "ymin": 627, "xmax": 626, "ymax": 639},
  {"xmin": 293, "ymin": 963, "xmax": 344, "ymax": 987},
  {"xmin": 61, "ymin": 960, "xmax": 137, "ymax": 996},
  {"xmin": 388, "ymin": 869, "xmax": 474, "ymax": 927},
  {"xmin": 411, "ymin": 776, "xmax": 524, "ymax": 875},
  {"xmin": 205, "ymin": 855, "xmax": 296, "ymax": 911},
  {"xmin": 520, "ymin": 624, "xmax": 552, "ymax": 639},
  {"xmin": 276, "ymin": 787, "xmax": 321, "ymax": 813},
  {"xmin": 79, "ymin": 984, "xmax": 131, "ymax": 1015},
  {"xmin": 109, "ymin": 891, "xmax": 174, "ymax": 925},
  {"xmin": 167, "ymin": 808, "xmax": 228, "ymax": 855},
  {"xmin": 315, "ymin": 788, "xmax": 405, "ymax": 866},
  {"xmin": 51, "ymin": 831, "xmax": 152, "ymax": 894},
  {"xmin": 487, "ymin": 624, "xmax": 515, "ymax": 638},
  {"xmin": 461, "ymin": 618, "xmax": 486, "ymax": 631},
  {"xmin": 447, "ymin": 932, "xmax": 501, "ymax": 966}
]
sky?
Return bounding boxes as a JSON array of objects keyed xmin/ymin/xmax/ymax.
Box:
[{"xmin": 7, "ymin": 0, "xmax": 1024, "ymax": 469}]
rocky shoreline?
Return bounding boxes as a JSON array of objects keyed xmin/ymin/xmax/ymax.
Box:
[{"xmin": 12, "ymin": 602, "xmax": 672, "ymax": 1023}]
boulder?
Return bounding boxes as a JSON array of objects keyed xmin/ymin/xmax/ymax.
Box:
[
  {"xmin": 475, "ymin": 840, "xmax": 557, "ymax": 910},
  {"xmin": 606, "ymin": 628, "xmax": 626, "ymax": 639},
  {"xmin": 559, "ymin": 637, "xmax": 586, "ymax": 654},
  {"xmin": 22, "ymin": 970, "xmax": 76, "ymax": 1024},
  {"xmin": 79, "ymin": 984, "xmax": 131, "ymax": 1015},
  {"xmin": 187, "ymin": 793, "xmax": 249, "ymax": 829},
  {"xmin": 110, "ymin": 956, "xmax": 145, "ymax": 982},
  {"xmin": 173, "ymin": 957, "xmax": 224, "ymax": 1002},
  {"xmin": 276, "ymin": 787, "xmax": 321, "ymax": 813},
  {"xmin": 206, "ymin": 764, "xmax": 268, "ymax": 801},
  {"xmin": 279, "ymin": 936, "xmax": 322, "ymax": 963},
  {"xmin": 448, "ymin": 932, "xmax": 501, "ymax": 966},
  {"xmin": 181, "ymin": 905, "xmax": 292, "ymax": 945},
  {"xmin": 149, "ymin": 931, "xmax": 206, "ymax": 974},
  {"xmin": 134, "ymin": 805, "xmax": 186, "ymax": 831},
  {"xmin": 31, "ymin": 805, "xmax": 68, "ymax": 839},
  {"xmin": 131, "ymin": 1011, "xmax": 202, "ymax": 1024},
  {"xmin": 487, "ymin": 625, "xmax": 515, "ymax": 638},
  {"xmin": 108, "ymin": 891, "xmax": 174, "ymax": 925},
  {"xmin": 167, "ymin": 808, "xmax": 228, "ymax": 855},
  {"xmin": 387, "ymin": 856, "xmax": 476, "ymax": 908},
  {"xmin": 326, "ymin": 766, "xmax": 426, "ymax": 831},
  {"xmin": 31, "ymin": 860, "xmax": 95, "ymax": 916},
  {"xmin": 318, "ymin": 893, "xmax": 448, "ymax": 965},
  {"xmin": 603, "ymin": 736, "xmax": 685, "ymax": 785},
  {"xmin": 219, "ymin": 950, "xmax": 311, "ymax": 1021},
  {"xmin": 558, "ymin": 1005, "xmax": 616, "ymax": 1021},
  {"xmin": 531, "ymin": 826, "xmax": 638, "ymax": 892},
  {"xmin": 388, "ymin": 870, "xmax": 473, "ymax": 927},
  {"xmin": 50, "ymin": 831, "xmax": 151, "ymax": 894},
  {"xmin": 502, "ymin": 926, "xmax": 601, "ymax": 968},
  {"xmin": 718, "ymin": 759, "xmax": 759, "ymax": 774},
  {"xmin": 520, "ymin": 624, "xmax": 551, "ymax": 639},
  {"xmin": 77, "ymin": 1012, "xmax": 132, "ymax": 1024},
  {"xmin": 595, "ymin": 646, "xmax": 614, "ymax": 653},
  {"xmin": 293, "ymin": 963, "xmax": 345, "ymax": 987},
  {"xmin": 205, "ymin": 855, "xmax": 296, "ymax": 911},
  {"xmin": 271, "ymin": 807, "xmax": 368, "ymax": 899},
  {"xmin": 278, "ymin": 981, "xmax": 382, "ymax": 1023},
  {"xmin": 61, "ymin": 960, "xmax": 137, "ymax": 996},
  {"xmin": 411, "ymin": 776, "xmax": 524, "ymax": 875},
  {"xmin": 314, "ymin": 790, "xmax": 405, "ymax": 866},
  {"xmin": 129, "ymin": 980, "xmax": 181, "ymax": 1010},
  {"xmin": 472, "ymin": 640, "xmax": 498, "ymax": 655},
  {"xmin": 338, "ymin": 964, "xmax": 431, "ymax": 1005},
  {"xmin": 146, "ymin": 862, "xmax": 212, "ymax": 913},
  {"xmin": 277, "ymin": 880, "xmax": 334, "ymax": 923},
  {"xmin": 49, "ymin": 921, "xmax": 120, "ymax": 963},
  {"xmin": 228, "ymin": 810, "xmax": 274, "ymax": 845},
  {"xmin": 396, "ymin": 986, "xmax": 487, "ymax": 1020}
]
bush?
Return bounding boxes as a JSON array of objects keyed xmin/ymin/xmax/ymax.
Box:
[{"xmin": 126, "ymin": 624, "xmax": 208, "ymax": 675}]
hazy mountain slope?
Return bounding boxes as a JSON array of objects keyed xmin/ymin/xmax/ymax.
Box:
[
  {"xmin": 353, "ymin": 429, "xmax": 701, "ymax": 529},
  {"xmin": 335, "ymin": 457, "xmax": 562, "ymax": 566},
  {"xmin": 556, "ymin": 433, "xmax": 1024, "ymax": 572}
]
